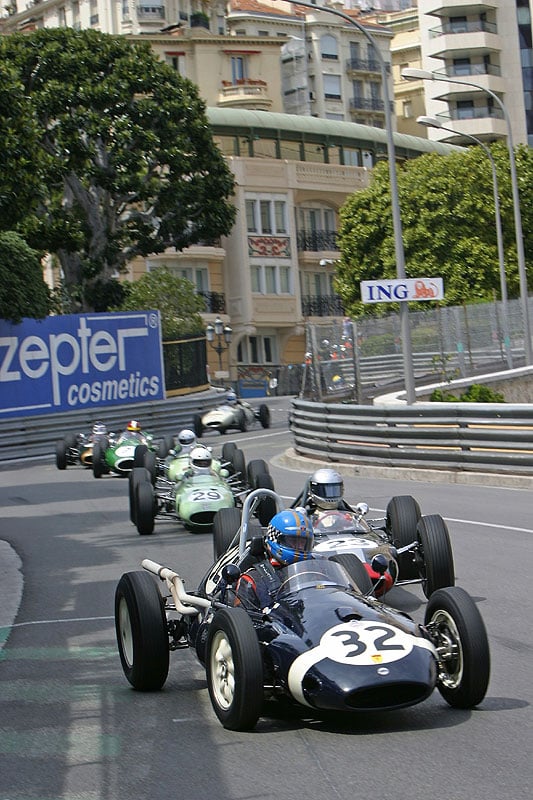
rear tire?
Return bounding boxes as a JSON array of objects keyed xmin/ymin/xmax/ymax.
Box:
[
  {"xmin": 221, "ymin": 441, "xmax": 237, "ymax": 464},
  {"xmin": 230, "ymin": 448, "xmax": 246, "ymax": 480},
  {"xmin": 206, "ymin": 607, "xmax": 263, "ymax": 730},
  {"xmin": 247, "ymin": 459, "xmax": 269, "ymax": 488},
  {"xmin": 115, "ymin": 571, "xmax": 169, "ymax": 691},
  {"xmin": 417, "ymin": 514, "xmax": 455, "ymax": 597},
  {"xmin": 143, "ymin": 450, "xmax": 158, "ymax": 485},
  {"xmin": 237, "ymin": 409, "xmax": 248, "ymax": 432},
  {"xmin": 133, "ymin": 444, "xmax": 148, "ymax": 468},
  {"xmin": 425, "ymin": 586, "xmax": 490, "ymax": 708}
]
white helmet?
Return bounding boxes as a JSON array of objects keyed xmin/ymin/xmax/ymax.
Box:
[
  {"xmin": 226, "ymin": 390, "xmax": 237, "ymax": 405},
  {"xmin": 308, "ymin": 468, "xmax": 344, "ymax": 510},
  {"xmin": 178, "ymin": 429, "xmax": 196, "ymax": 447},
  {"xmin": 189, "ymin": 445, "xmax": 212, "ymax": 474},
  {"xmin": 92, "ymin": 421, "xmax": 107, "ymax": 436}
]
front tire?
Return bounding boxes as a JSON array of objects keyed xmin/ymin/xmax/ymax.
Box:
[
  {"xmin": 136, "ymin": 480, "xmax": 155, "ymax": 536},
  {"xmin": 193, "ymin": 414, "xmax": 204, "ymax": 438},
  {"xmin": 417, "ymin": 514, "xmax": 455, "ymax": 597},
  {"xmin": 329, "ymin": 553, "xmax": 373, "ymax": 594},
  {"xmin": 129, "ymin": 467, "xmax": 151, "ymax": 524},
  {"xmin": 425, "ymin": 586, "xmax": 490, "ymax": 708},
  {"xmin": 55, "ymin": 439, "xmax": 69, "ymax": 470},
  {"xmin": 258, "ymin": 404, "xmax": 270, "ymax": 428},
  {"xmin": 115, "ymin": 571, "xmax": 169, "ymax": 691},
  {"xmin": 206, "ymin": 607, "xmax": 263, "ymax": 730},
  {"xmin": 213, "ymin": 507, "xmax": 241, "ymax": 559},
  {"xmin": 230, "ymin": 448, "xmax": 246, "ymax": 480},
  {"xmin": 92, "ymin": 442, "xmax": 107, "ymax": 478},
  {"xmin": 254, "ymin": 473, "xmax": 276, "ymax": 527}
]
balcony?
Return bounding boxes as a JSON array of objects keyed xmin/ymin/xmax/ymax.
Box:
[
  {"xmin": 137, "ymin": 5, "xmax": 165, "ymax": 20},
  {"xmin": 349, "ymin": 96, "xmax": 385, "ymax": 113},
  {"xmin": 302, "ymin": 295, "xmax": 345, "ymax": 317},
  {"xmin": 218, "ymin": 79, "xmax": 273, "ymax": 111},
  {"xmin": 346, "ymin": 57, "xmax": 380, "ymax": 75},
  {"xmin": 297, "ymin": 230, "xmax": 339, "ymax": 252},
  {"xmin": 434, "ymin": 63, "xmax": 501, "ymax": 78},
  {"xmin": 429, "ymin": 19, "xmax": 497, "ymax": 37},
  {"xmin": 197, "ymin": 291, "xmax": 226, "ymax": 314}
]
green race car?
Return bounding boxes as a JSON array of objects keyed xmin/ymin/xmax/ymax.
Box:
[
  {"xmin": 92, "ymin": 420, "xmax": 172, "ymax": 478},
  {"xmin": 128, "ymin": 443, "xmax": 275, "ymax": 535}
]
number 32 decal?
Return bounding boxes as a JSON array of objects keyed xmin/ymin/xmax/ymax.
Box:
[{"xmin": 288, "ymin": 621, "xmax": 416, "ymax": 707}]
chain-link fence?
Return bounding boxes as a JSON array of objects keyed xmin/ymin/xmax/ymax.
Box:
[{"xmin": 300, "ymin": 296, "xmax": 531, "ymax": 402}]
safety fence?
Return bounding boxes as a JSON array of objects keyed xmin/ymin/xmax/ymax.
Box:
[
  {"xmin": 289, "ymin": 398, "xmax": 533, "ymax": 475},
  {"xmin": 0, "ymin": 391, "xmax": 222, "ymax": 463}
]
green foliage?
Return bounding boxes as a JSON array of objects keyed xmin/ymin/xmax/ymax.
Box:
[
  {"xmin": 337, "ymin": 142, "xmax": 533, "ymax": 317},
  {"xmin": 0, "ymin": 231, "xmax": 51, "ymax": 323},
  {"xmin": 0, "ymin": 28, "xmax": 236, "ymax": 310},
  {"xmin": 115, "ymin": 268, "xmax": 204, "ymax": 340},
  {"xmin": 430, "ymin": 383, "xmax": 505, "ymax": 403}
]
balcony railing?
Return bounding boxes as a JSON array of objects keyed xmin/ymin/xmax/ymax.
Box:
[
  {"xmin": 302, "ymin": 295, "xmax": 345, "ymax": 317},
  {"xmin": 435, "ymin": 63, "xmax": 501, "ymax": 78},
  {"xmin": 297, "ymin": 230, "xmax": 339, "ymax": 252},
  {"xmin": 429, "ymin": 20, "xmax": 498, "ymax": 38},
  {"xmin": 437, "ymin": 105, "xmax": 504, "ymax": 122},
  {"xmin": 137, "ymin": 5, "xmax": 165, "ymax": 20},
  {"xmin": 197, "ymin": 291, "xmax": 226, "ymax": 314},
  {"xmin": 346, "ymin": 57, "xmax": 380, "ymax": 74},
  {"xmin": 349, "ymin": 96, "xmax": 385, "ymax": 112}
]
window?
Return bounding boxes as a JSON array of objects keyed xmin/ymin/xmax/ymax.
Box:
[
  {"xmin": 168, "ymin": 54, "xmax": 186, "ymax": 76},
  {"xmin": 323, "ymin": 74, "xmax": 342, "ymax": 100},
  {"xmin": 402, "ymin": 100, "xmax": 412, "ymax": 118},
  {"xmin": 246, "ymin": 196, "xmax": 287, "ymax": 235},
  {"xmin": 452, "ymin": 57, "xmax": 471, "ymax": 76},
  {"xmin": 456, "ymin": 99, "xmax": 474, "ymax": 119},
  {"xmin": 251, "ymin": 265, "xmax": 291, "ymax": 295},
  {"xmin": 321, "ymin": 34, "xmax": 338, "ymax": 60},
  {"xmin": 238, "ymin": 335, "xmax": 276, "ymax": 364},
  {"xmin": 231, "ymin": 56, "xmax": 247, "ymax": 83}
]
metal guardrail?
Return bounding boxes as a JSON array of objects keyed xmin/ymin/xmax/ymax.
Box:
[
  {"xmin": 289, "ymin": 398, "xmax": 533, "ymax": 475},
  {"xmin": 0, "ymin": 391, "xmax": 223, "ymax": 463}
]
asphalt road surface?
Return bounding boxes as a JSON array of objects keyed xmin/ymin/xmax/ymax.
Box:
[{"xmin": 1, "ymin": 398, "xmax": 531, "ymax": 800}]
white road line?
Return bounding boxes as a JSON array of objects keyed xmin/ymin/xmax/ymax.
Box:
[{"xmin": 5, "ymin": 615, "xmax": 114, "ymax": 629}]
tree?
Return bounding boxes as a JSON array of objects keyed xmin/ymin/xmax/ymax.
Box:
[
  {"xmin": 336, "ymin": 142, "xmax": 533, "ymax": 317},
  {"xmin": 0, "ymin": 28, "xmax": 236, "ymax": 311},
  {"xmin": 0, "ymin": 232, "xmax": 52, "ymax": 324},
  {"xmin": 115, "ymin": 268, "xmax": 204, "ymax": 340}
]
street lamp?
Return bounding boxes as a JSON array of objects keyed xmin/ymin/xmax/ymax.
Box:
[
  {"xmin": 417, "ymin": 115, "xmax": 513, "ymax": 368},
  {"xmin": 402, "ymin": 67, "xmax": 532, "ymax": 365},
  {"xmin": 206, "ymin": 316, "xmax": 232, "ymax": 373},
  {"xmin": 286, "ymin": 0, "xmax": 416, "ymax": 404}
]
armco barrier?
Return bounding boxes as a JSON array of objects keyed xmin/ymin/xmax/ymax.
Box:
[
  {"xmin": 289, "ymin": 398, "xmax": 533, "ymax": 475},
  {"xmin": 0, "ymin": 390, "xmax": 223, "ymax": 462}
]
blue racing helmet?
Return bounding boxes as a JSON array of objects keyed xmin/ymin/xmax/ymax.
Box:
[{"xmin": 265, "ymin": 509, "xmax": 314, "ymax": 566}]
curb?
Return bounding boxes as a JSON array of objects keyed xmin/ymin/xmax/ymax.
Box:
[
  {"xmin": 0, "ymin": 541, "xmax": 23, "ymax": 652},
  {"xmin": 273, "ymin": 448, "xmax": 533, "ymax": 490}
]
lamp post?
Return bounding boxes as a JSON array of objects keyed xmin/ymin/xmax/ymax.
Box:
[
  {"xmin": 286, "ymin": 0, "xmax": 416, "ymax": 404},
  {"xmin": 402, "ymin": 68, "xmax": 532, "ymax": 365},
  {"xmin": 416, "ymin": 115, "xmax": 513, "ymax": 368},
  {"xmin": 206, "ymin": 316, "xmax": 232, "ymax": 373}
]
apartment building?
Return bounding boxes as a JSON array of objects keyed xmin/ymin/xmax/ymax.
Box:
[
  {"xmin": 414, "ymin": 0, "xmax": 532, "ymax": 146},
  {"xmin": 1, "ymin": 0, "xmax": 460, "ymax": 392}
]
